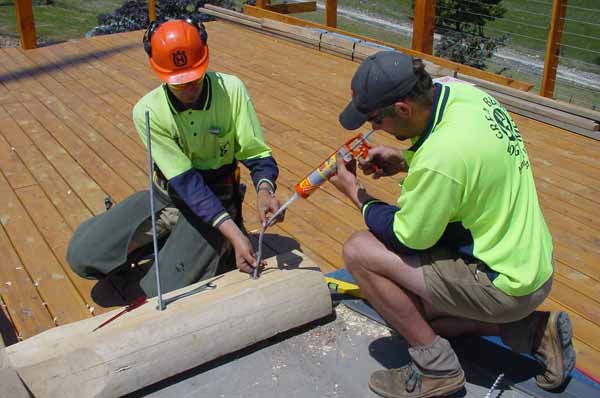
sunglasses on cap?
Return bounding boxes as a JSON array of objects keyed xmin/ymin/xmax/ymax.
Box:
[{"xmin": 367, "ymin": 105, "xmax": 397, "ymax": 124}]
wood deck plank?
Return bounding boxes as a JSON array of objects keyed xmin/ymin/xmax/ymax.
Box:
[
  {"xmin": 14, "ymin": 48, "xmax": 145, "ymax": 157},
  {"xmin": 15, "ymin": 184, "xmax": 106, "ymax": 315},
  {"xmin": 0, "ymin": 51, "xmax": 146, "ymax": 197},
  {"xmin": 0, "ymin": 23, "xmax": 599, "ymax": 379},
  {"xmin": 0, "ymin": 134, "xmax": 36, "ymax": 190},
  {"xmin": 0, "ymin": 118, "xmax": 102, "ymax": 312},
  {"xmin": 0, "ymin": 106, "xmax": 98, "ymax": 230},
  {"xmin": 0, "ymin": 170, "xmax": 90, "ymax": 325},
  {"xmin": 4, "ymin": 49, "xmax": 148, "ymax": 186},
  {"xmin": 542, "ymin": 299, "xmax": 600, "ymax": 376},
  {"xmin": 239, "ymin": 36, "xmax": 600, "ymax": 306},
  {"xmin": 5, "ymin": 99, "xmax": 135, "ymax": 204},
  {"xmin": 1, "ymin": 102, "xmax": 107, "ymax": 215},
  {"xmin": 0, "ymin": 226, "xmax": 55, "ymax": 339}
]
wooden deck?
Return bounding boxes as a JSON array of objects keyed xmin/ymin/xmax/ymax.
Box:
[{"xmin": 1, "ymin": 20, "xmax": 599, "ymax": 380}]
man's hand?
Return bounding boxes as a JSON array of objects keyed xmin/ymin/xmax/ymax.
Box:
[
  {"xmin": 329, "ymin": 153, "xmax": 362, "ymax": 206},
  {"xmin": 232, "ymin": 234, "xmax": 258, "ymax": 274},
  {"xmin": 359, "ymin": 146, "xmax": 408, "ymax": 179},
  {"xmin": 257, "ymin": 184, "xmax": 285, "ymax": 227},
  {"xmin": 218, "ymin": 219, "xmax": 259, "ymax": 273}
]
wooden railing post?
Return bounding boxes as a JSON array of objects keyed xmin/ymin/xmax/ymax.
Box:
[
  {"xmin": 255, "ymin": 0, "xmax": 270, "ymax": 8},
  {"xmin": 541, "ymin": 0, "xmax": 568, "ymax": 98},
  {"xmin": 148, "ymin": 0, "xmax": 157, "ymax": 22},
  {"xmin": 14, "ymin": 0, "xmax": 36, "ymax": 49},
  {"xmin": 412, "ymin": 0, "xmax": 435, "ymax": 54},
  {"xmin": 325, "ymin": 0, "xmax": 337, "ymax": 28}
]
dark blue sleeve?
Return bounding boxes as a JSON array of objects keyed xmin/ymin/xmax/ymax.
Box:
[
  {"xmin": 241, "ymin": 156, "xmax": 279, "ymax": 191},
  {"xmin": 169, "ymin": 169, "xmax": 230, "ymax": 227},
  {"xmin": 363, "ymin": 201, "xmax": 416, "ymax": 254}
]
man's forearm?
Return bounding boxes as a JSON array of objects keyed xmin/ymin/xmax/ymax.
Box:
[
  {"xmin": 217, "ymin": 218, "xmax": 246, "ymax": 248},
  {"xmin": 347, "ymin": 181, "xmax": 376, "ymax": 209}
]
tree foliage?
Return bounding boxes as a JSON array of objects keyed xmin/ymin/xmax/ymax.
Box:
[
  {"xmin": 435, "ymin": 32, "xmax": 507, "ymax": 69},
  {"xmin": 432, "ymin": 0, "xmax": 508, "ymax": 69},
  {"xmin": 89, "ymin": 0, "xmax": 234, "ymax": 36},
  {"xmin": 435, "ymin": 0, "xmax": 506, "ymax": 36}
]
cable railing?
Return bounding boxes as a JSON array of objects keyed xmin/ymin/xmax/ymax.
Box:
[
  {"xmin": 11, "ymin": 0, "xmax": 599, "ymax": 108},
  {"xmin": 251, "ymin": 0, "xmax": 598, "ymax": 109}
]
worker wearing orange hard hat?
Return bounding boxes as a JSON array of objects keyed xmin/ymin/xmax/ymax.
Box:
[
  {"xmin": 67, "ymin": 17, "xmax": 284, "ymax": 302},
  {"xmin": 145, "ymin": 18, "xmax": 209, "ymax": 84}
]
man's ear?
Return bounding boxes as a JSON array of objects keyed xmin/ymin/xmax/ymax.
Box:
[{"xmin": 393, "ymin": 101, "xmax": 412, "ymax": 119}]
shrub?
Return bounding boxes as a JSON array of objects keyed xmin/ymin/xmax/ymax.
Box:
[
  {"xmin": 89, "ymin": 0, "xmax": 234, "ymax": 36},
  {"xmin": 435, "ymin": 30, "xmax": 507, "ymax": 70}
]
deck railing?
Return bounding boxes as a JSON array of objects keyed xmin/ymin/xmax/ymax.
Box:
[
  {"xmin": 12, "ymin": 0, "xmax": 158, "ymax": 49},
  {"xmin": 11, "ymin": 0, "xmax": 594, "ymax": 103},
  {"xmin": 251, "ymin": 0, "xmax": 580, "ymax": 102}
]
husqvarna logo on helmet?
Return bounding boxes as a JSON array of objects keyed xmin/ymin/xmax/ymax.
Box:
[{"xmin": 172, "ymin": 50, "xmax": 188, "ymax": 67}]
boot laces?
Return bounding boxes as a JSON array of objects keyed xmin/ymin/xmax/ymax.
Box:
[{"xmin": 400, "ymin": 363, "xmax": 422, "ymax": 393}]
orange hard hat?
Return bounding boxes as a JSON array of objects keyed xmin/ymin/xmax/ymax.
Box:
[{"xmin": 144, "ymin": 19, "xmax": 209, "ymax": 84}]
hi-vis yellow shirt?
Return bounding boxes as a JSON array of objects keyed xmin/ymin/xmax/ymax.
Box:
[
  {"xmin": 132, "ymin": 72, "xmax": 272, "ymax": 180},
  {"xmin": 364, "ymin": 83, "xmax": 553, "ymax": 296}
]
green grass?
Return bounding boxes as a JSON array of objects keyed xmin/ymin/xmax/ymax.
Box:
[
  {"xmin": 257, "ymin": 0, "xmax": 599, "ymax": 108},
  {"xmin": 328, "ymin": 0, "xmax": 600, "ymax": 69},
  {"xmin": 0, "ymin": 0, "xmax": 125, "ymax": 44},
  {"xmin": 2, "ymin": 0, "xmax": 598, "ymax": 107},
  {"xmin": 4, "ymin": 0, "xmax": 597, "ymax": 67},
  {"xmin": 488, "ymin": 0, "xmax": 600, "ymax": 69}
]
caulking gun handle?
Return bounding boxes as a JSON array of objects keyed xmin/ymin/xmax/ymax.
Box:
[{"xmin": 358, "ymin": 143, "xmax": 383, "ymax": 174}]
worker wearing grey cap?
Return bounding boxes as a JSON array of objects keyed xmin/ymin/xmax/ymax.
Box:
[{"xmin": 330, "ymin": 51, "xmax": 574, "ymax": 398}]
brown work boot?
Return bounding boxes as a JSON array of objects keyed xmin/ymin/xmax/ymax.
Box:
[
  {"xmin": 532, "ymin": 311, "xmax": 576, "ymax": 390},
  {"xmin": 369, "ymin": 362, "xmax": 465, "ymax": 398}
]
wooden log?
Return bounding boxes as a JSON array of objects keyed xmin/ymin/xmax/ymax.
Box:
[
  {"xmin": 3, "ymin": 250, "xmax": 332, "ymax": 398},
  {"xmin": 434, "ymin": 74, "xmax": 599, "ymax": 137},
  {"xmin": 265, "ymin": 1, "xmax": 316, "ymax": 14},
  {"xmin": 261, "ymin": 19, "xmax": 322, "ymax": 47},
  {"xmin": 200, "ymin": 7, "xmax": 263, "ymax": 30},
  {"xmin": 203, "ymin": 4, "xmax": 263, "ymax": 25},
  {"xmin": 499, "ymin": 101, "xmax": 600, "ymax": 141},
  {"xmin": 457, "ymin": 73, "xmax": 600, "ymax": 123},
  {"xmin": 319, "ymin": 32, "xmax": 360, "ymax": 60},
  {"xmin": 242, "ymin": 4, "xmax": 533, "ymax": 91},
  {"xmin": 0, "ymin": 368, "xmax": 31, "ymax": 398},
  {"xmin": 0, "ymin": 336, "xmax": 30, "ymax": 397},
  {"xmin": 489, "ymin": 90, "xmax": 599, "ymax": 132}
]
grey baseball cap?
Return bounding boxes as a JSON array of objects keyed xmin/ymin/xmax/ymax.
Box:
[{"xmin": 339, "ymin": 51, "xmax": 419, "ymax": 130}]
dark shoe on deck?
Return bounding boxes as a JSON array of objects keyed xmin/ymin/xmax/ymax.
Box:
[
  {"xmin": 369, "ymin": 363, "xmax": 465, "ymax": 398},
  {"xmin": 533, "ymin": 311, "xmax": 576, "ymax": 390}
]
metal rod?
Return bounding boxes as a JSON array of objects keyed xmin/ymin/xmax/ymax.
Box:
[
  {"xmin": 251, "ymin": 192, "xmax": 298, "ymax": 280},
  {"xmin": 162, "ymin": 275, "xmax": 223, "ymax": 307},
  {"xmin": 145, "ymin": 110, "xmax": 164, "ymax": 311},
  {"xmin": 252, "ymin": 225, "xmax": 266, "ymax": 280},
  {"xmin": 251, "ymin": 129, "xmax": 373, "ymax": 280},
  {"xmin": 484, "ymin": 373, "xmax": 504, "ymax": 398}
]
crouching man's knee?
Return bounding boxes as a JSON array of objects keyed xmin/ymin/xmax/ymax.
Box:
[
  {"xmin": 66, "ymin": 238, "xmax": 105, "ymax": 280},
  {"xmin": 343, "ymin": 231, "xmax": 376, "ymax": 273}
]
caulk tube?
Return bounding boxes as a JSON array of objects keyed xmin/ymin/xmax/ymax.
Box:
[{"xmin": 294, "ymin": 147, "xmax": 351, "ymax": 199}]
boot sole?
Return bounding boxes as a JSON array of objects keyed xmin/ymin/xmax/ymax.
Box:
[
  {"xmin": 538, "ymin": 311, "xmax": 576, "ymax": 390},
  {"xmin": 368, "ymin": 371, "xmax": 465, "ymax": 398}
]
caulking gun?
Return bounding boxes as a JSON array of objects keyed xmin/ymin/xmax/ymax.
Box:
[{"xmin": 252, "ymin": 129, "xmax": 376, "ymax": 279}]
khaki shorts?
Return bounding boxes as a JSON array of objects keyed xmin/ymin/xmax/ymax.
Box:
[{"xmin": 421, "ymin": 246, "xmax": 552, "ymax": 323}]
